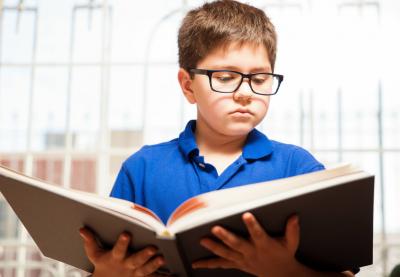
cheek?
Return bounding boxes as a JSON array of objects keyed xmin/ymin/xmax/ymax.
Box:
[
  {"xmin": 254, "ymin": 97, "xmax": 270, "ymax": 115},
  {"xmin": 193, "ymin": 82, "xmax": 214, "ymax": 103},
  {"xmin": 264, "ymin": 100, "xmax": 270, "ymax": 112},
  {"xmin": 197, "ymin": 89, "xmax": 231, "ymax": 110}
]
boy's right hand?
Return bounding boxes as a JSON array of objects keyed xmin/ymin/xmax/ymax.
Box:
[{"xmin": 79, "ymin": 227, "xmax": 165, "ymax": 277}]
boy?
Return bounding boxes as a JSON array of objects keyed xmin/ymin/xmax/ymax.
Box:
[{"xmin": 79, "ymin": 1, "xmax": 358, "ymax": 276}]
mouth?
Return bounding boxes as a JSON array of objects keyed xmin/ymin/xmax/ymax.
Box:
[
  {"xmin": 230, "ymin": 108, "xmax": 253, "ymax": 115},
  {"xmin": 229, "ymin": 109, "xmax": 254, "ymax": 119}
]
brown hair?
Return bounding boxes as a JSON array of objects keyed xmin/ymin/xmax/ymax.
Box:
[{"xmin": 178, "ymin": 0, "xmax": 277, "ymax": 75}]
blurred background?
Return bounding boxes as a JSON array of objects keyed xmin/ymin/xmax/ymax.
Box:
[{"xmin": 0, "ymin": 0, "xmax": 399, "ymax": 276}]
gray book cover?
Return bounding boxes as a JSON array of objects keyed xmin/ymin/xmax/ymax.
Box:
[{"xmin": 0, "ymin": 166, "xmax": 374, "ymax": 276}]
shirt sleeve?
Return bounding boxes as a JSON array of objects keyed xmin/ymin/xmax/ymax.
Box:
[
  {"xmin": 289, "ymin": 146, "xmax": 325, "ymax": 176},
  {"xmin": 109, "ymin": 164, "xmax": 135, "ymax": 202}
]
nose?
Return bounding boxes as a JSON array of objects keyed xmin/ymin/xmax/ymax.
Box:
[{"xmin": 233, "ymin": 78, "xmax": 253, "ymax": 101}]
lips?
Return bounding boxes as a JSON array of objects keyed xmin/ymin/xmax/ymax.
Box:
[{"xmin": 230, "ymin": 108, "xmax": 253, "ymax": 115}]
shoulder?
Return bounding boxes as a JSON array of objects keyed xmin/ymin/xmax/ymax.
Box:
[
  {"xmin": 269, "ymin": 140, "xmax": 325, "ymax": 175},
  {"xmin": 122, "ymin": 138, "xmax": 181, "ymax": 170},
  {"xmin": 128, "ymin": 139, "xmax": 180, "ymax": 157},
  {"xmin": 270, "ymin": 140, "xmax": 312, "ymax": 157},
  {"xmin": 112, "ymin": 138, "xmax": 181, "ymax": 194}
]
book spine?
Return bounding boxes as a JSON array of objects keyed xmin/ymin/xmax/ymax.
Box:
[{"xmin": 156, "ymin": 236, "xmax": 188, "ymax": 277}]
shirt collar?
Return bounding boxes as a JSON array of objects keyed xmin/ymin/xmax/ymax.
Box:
[
  {"xmin": 178, "ymin": 120, "xmax": 273, "ymax": 161},
  {"xmin": 178, "ymin": 120, "xmax": 199, "ymax": 159},
  {"xmin": 242, "ymin": 128, "xmax": 274, "ymax": 160}
]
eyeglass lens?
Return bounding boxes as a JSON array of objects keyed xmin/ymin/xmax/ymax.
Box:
[{"xmin": 211, "ymin": 71, "xmax": 277, "ymax": 94}]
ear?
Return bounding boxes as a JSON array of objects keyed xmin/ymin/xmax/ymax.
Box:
[{"xmin": 178, "ymin": 68, "xmax": 196, "ymax": 104}]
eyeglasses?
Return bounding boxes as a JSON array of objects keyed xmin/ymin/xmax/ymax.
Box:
[{"xmin": 189, "ymin": 68, "xmax": 284, "ymax": 96}]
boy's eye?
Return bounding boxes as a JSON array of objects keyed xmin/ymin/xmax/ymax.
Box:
[
  {"xmin": 218, "ymin": 76, "xmax": 234, "ymax": 82},
  {"xmin": 213, "ymin": 72, "xmax": 240, "ymax": 83},
  {"xmin": 252, "ymin": 75, "xmax": 270, "ymax": 85}
]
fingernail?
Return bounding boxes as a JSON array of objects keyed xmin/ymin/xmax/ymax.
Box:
[
  {"xmin": 244, "ymin": 212, "xmax": 251, "ymax": 218},
  {"xmin": 79, "ymin": 232, "xmax": 86, "ymax": 240},
  {"xmin": 243, "ymin": 212, "xmax": 254, "ymax": 223},
  {"xmin": 213, "ymin": 226, "xmax": 225, "ymax": 236}
]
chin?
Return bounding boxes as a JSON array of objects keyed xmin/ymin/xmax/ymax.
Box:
[{"xmin": 223, "ymin": 122, "xmax": 256, "ymax": 136}]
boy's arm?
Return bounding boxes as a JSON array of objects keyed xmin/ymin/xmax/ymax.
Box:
[{"xmin": 192, "ymin": 213, "xmax": 356, "ymax": 277}]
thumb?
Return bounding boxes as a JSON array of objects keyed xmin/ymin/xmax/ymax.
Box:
[
  {"xmin": 79, "ymin": 227, "xmax": 104, "ymax": 264},
  {"xmin": 284, "ymin": 215, "xmax": 300, "ymax": 256}
]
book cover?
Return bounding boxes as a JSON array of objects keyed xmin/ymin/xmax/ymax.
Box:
[{"xmin": 0, "ymin": 164, "xmax": 374, "ymax": 276}]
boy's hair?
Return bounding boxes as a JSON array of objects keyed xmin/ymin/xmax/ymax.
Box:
[{"xmin": 178, "ymin": 0, "xmax": 277, "ymax": 75}]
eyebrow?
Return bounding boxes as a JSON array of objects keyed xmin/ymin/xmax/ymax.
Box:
[{"xmin": 208, "ymin": 65, "xmax": 272, "ymax": 72}]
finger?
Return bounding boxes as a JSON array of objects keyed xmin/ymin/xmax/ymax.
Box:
[
  {"xmin": 242, "ymin": 212, "xmax": 271, "ymax": 245},
  {"xmin": 211, "ymin": 226, "xmax": 252, "ymax": 255},
  {"xmin": 199, "ymin": 237, "xmax": 243, "ymax": 262},
  {"xmin": 111, "ymin": 232, "xmax": 130, "ymax": 260},
  {"xmin": 192, "ymin": 257, "xmax": 236, "ymax": 269},
  {"xmin": 284, "ymin": 215, "xmax": 300, "ymax": 255},
  {"xmin": 79, "ymin": 227, "xmax": 104, "ymax": 263},
  {"xmin": 124, "ymin": 246, "xmax": 158, "ymax": 270},
  {"xmin": 133, "ymin": 256, "xmax": 165, "ymax": 277}
]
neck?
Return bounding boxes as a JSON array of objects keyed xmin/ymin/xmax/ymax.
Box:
[{"xmin": 194, "ymin": 119, "xmax": 247, "ymax": 157}]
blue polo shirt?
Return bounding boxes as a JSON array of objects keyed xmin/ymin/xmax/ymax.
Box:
[{"xmin": 110, "ymin": 120, "xmax": 325, "ymax": 224}]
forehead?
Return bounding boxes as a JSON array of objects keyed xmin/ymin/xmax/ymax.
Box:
[{"xmin": 198, "ymin": 41, "xmax": 271, "ymax": 72}]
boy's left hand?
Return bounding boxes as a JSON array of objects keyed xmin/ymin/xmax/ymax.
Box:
[{"xmin": 192, "ymin": 212, "xmax": 301, "ymax": 277}]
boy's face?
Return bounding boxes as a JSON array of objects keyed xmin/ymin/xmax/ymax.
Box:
[{"xmin": 180, "ymin": 42, "xmax": 272, "ymax": 138}]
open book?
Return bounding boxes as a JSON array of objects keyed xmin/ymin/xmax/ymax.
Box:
[{"xmin": 0, "ymin": 164, "xmax": 374, "ymax": 277}]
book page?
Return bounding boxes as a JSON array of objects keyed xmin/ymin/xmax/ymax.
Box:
[
  {"xmin": 0, "ymin": 165, "xmax": 166, "ymax": 232},
  {"xmin": 167, "ymin": 197, "xmax": 207, "ymax": 226},
  {"xmin": 167, "ymin": 164, "xmax": 367, "ymax": 233}
]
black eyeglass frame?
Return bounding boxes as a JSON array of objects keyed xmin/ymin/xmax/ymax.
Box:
[{"xmin": 189, "ymin": 68, "xmax": 284, "ymax": 96}]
